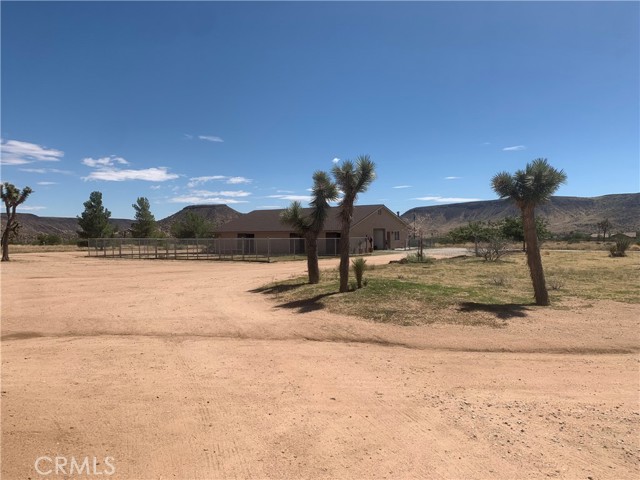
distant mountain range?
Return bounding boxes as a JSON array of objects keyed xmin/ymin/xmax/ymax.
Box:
[
  {"xmin": 2, "ymin": 193, "xmax": 638, "ymax": 242},
  {"xmin": 402, "ymin": 193, "xmax": 639, "ymax": 235}
]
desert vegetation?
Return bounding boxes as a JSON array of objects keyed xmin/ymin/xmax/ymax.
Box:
[
  {"xmin": 263, "ymin": 250, "xmax": 638, "ymax": 326},
  {"xmin": 1, "ymin": 182, "xmax": 33, "ymax": 261},
  {"xmin": 491, "ymin": 159, "xmax": 567, "ymax": 306}
]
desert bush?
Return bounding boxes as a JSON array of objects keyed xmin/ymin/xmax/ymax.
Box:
[
  {"xmin": 490, "ymin": 276, "xmax": 510, "ymax": 287},
  {"xmin": 351, "ymin": 257, "xmax": 367, "ymax": 289},
  {"xmin": 35, "ymin": 233, "xmax": 63, "ymax": 245},
  {"xmin": 548, "ymin": 277, "xmax": 564, "ymax": 290},
  {"xmin": 477, "ymin": 236, "xmax": 510, "ymax": 262},
  {"xmin": 405, "ymin": 253, "xmax": 433, "ymax": 264},
  {"xmin": 609, "ymin": 238, "xmax": 631, "ymax": 257}
]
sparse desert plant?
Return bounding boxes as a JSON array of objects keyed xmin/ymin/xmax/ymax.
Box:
[
  {"xmin": 548, "ymin": 277, "xmax": 564, "ymax": 290},
  {"xmin": 490, "ymin": 276, "xmax": 509, "ymax": 287},
  {"xmin": 477, "ymin": 236, "xmax": 510, "ymax": 262},
  {"xmin": 405, "ymin": 253, "xmax": 433, "ymax": 264},
  {"xmin": 352, "ymin": 257, "xmax": 368, "ymax": 289},
  {"xmin": 609, "ymin": 238, "xmax": 631, "ymax": 257}
]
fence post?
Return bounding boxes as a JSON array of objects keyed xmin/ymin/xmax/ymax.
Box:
[
  {"xmin": 196, "ymin": 238, "xmax": 199, "ymax": 260},
  {"xmin": 267, "ymin": 238, "xmax": 270, "ymax": 262}
]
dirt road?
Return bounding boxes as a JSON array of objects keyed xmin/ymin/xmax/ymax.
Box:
[{"xmin": 1, "ymin": 251, "xmax": 638, "ymax": 479}]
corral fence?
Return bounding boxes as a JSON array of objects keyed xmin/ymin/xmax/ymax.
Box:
[{"xmin": 87, "ymin": 237, "xmax": 370, "ymax": 262}]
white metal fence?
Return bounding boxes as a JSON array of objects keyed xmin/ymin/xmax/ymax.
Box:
[{"xmin": 87, "ymin": 237, "xmax": 370, "ymax": 261}]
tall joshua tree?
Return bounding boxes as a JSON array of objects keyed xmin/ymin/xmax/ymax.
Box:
[
  {"xmin": 281, "ymin": 171, "xmax": 338, "ymax": 284},
  {"xmin": 1, "ymin": 182, "xmax": 33, "ymax": 262},
  {"xmin": 491, "ymin": 159, "xmax": 567, "ymax": 306},
  {"xmin": 332, "ymin": 155, "xmax": 376, "ymax": 293}
]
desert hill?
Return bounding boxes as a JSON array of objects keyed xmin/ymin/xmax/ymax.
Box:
[
  {"xmin": 1, "ymin": 204, "xmax": 242, "ymax": 242},
  {"xmin": 402, "ymin": 193, "xmax": 639, "ymax": 235},
  {"xmin": 157, "ymin": 204, "xmax": 242, "ymax": 233}
]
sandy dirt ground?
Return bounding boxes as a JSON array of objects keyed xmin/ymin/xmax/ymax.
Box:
[{"xmin": 1, "ymin": 251, "xmax": 638, "ymax": 480}]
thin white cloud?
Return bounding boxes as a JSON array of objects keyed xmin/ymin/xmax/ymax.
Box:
[
  {"xmin": 413, "ymin": 196, "xmax": 482, "ymax": 203},
  {"xmin": 20, "ymin": 167, "xmax": 74, "ymax": 175},
  {"xmin": 169, "ymin": 196, "xmax": 248, "ymax": 205},
  {"xmin": 332, "ymin": 157, "xmax": 340, "ymax": 164},
  {"xmin": 198, "ymin": 135, "xmax": 224, "ymax": 143},
  {"xmin": 277, "ymin": 189, "xmax": 295, "ymax": 194},
  {"xmin": 187, "ymin": 175, "xmax": 227, "ymax": 187},
  {"xmin": 267, "ymin": 194, "xmax": 312, "ymax": 202},
  {"xmin": 150, "ymin": 185, "xmax": 162, "ymax": 190},
  {"xmin": 36, "ymin": 181, "xmax": 57, "ymax": 185},
  {"xmin": 19, "ymin": 205, "xmax": 47, "ymax": 211},
  {"xmin": 1, "ymin": 139, "xmax": 64, "ymax": 165},
  {"xmin": 83, "ymin": 167, "xmax": 179, "ymax": 182},
  {"xmin": 82, "ymin": 156, "xmax": 129, "ymax": 168},
  {"xmin": 256, "ymin": 205, "xmax": 282, "ymax": 209},
  {"xmin": 502, "ymin": 145, "xmax": 526, "ymax": 151},
  {"xmin": 444, "ymin": 176, "xmax": 461, "ymax": 180},
  {"xmin": 187, "ymin": 175, "xmax": 251, "ymax": 187},
  {"xmin": 191, "ymin": 189, "xmax": 251, "ymax": 198},
  {"xmin": 482, "ymin": 142, "xmax": 491, "ymax": 146},
  {"xmin": 392, "ymin": 185, "xmax": 412, "ymax": 189},
  {"xmin": 227, "ymin": 176, "xmax": 251, "ymax": 184},
  {"xmin": 184, "ymin": 134, "xmax": 194, "ymax": 140}
]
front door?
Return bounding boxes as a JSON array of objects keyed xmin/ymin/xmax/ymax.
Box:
[{"xmin": 373, "ymin": 228, "xmax": 385, "ymax": 250}]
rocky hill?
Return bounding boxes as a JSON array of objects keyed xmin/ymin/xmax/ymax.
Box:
[
  {"xmin": 1, "ymin": 204, "xmax": 242, "ymax": 242},
  {"xmin": 157, "ymin": 204, "xmax": 242, "ymax": 233},
  {"xmin": 402, "ymin": 193, "xmax": 639, "ymax": 235}
]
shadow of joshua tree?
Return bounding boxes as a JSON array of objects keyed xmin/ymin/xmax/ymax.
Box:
[{"xmin": 456, "ymin": 302, "xmax": 533, "ymax": 320}]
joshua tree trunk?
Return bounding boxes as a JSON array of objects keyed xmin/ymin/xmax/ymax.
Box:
[
  {"xmin": 1, "ymin": 227, "xmax": 10, "ymax": 261},
  {"xmin": 306, "ymin": 233, "xmax": 320, "ymax": 284},
  {"xmin": 1, "ymin": 206, "xmax": 15, "ymax": 262},
  {"xmin": 338, "ymin": 205, "xmax": 353, "ymax": 293},
  {"xmin": 522, "ymin": 206, "xmax": 549, "ymax": 306}
]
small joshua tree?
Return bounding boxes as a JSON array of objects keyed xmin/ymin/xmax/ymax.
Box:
[
  {"xmin": 1, "ymin": 182, "xmax": 33, "ymax": 261},
  {"xmin": 351, "ymin": 257, "xmax": 367, "ymax": 289}
]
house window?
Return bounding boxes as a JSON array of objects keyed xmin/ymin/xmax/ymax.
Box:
[
  {"xmin": 393, "ymin": 231, "xmax": 400, "ymax": 241},
  {"xmin": 378, "ymin": 209, "xmax": 382, "ymax": 215}
]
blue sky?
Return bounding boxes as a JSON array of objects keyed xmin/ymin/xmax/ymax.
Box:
[{"xmin": 2, "ymin": 1, "xmax": 638, "ymax": 219}]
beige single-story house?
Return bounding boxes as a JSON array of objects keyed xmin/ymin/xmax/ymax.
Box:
[{"xmin": 216, "ymin": 204, "xmax": 409, "ymax": 255}]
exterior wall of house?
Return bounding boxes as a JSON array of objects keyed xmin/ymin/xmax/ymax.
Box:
[
  {"xmin": 216, "ymin": 207, "xmax": 409, "ymax": 253},
  {"xmin": 350, "ymin": 208, "xmax": 408, "ymax": 250}
]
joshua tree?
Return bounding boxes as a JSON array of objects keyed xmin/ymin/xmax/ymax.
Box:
[
  {"xmin": 491, "ymin": 159, "xmax": 567, "ymax": 306},
  {"xmin": 332, "ymin": 155, "xmax": 376, "ymax": 293},
  {"xmin": 597, "ymin": 218, "xmax": 612, "ymax": 241},
  {"xmin": 1, "ymin": 182, "xmax": 33, "ymax": 261},
  {"xmin": 281, "ymin": 171, "xmax": 338, "ymax": 284}
]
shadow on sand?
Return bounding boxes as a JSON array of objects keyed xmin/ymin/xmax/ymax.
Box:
[
  {"xmin": 249, "ymin": 283, "xmax": 306, "ymax": 295},
  {"xmin": 456, "ymin": 302, "xmax": 533, "ymax": 320},
  {"xmin": 275, "ymin": 292, "xmax": 339, "ymax": 313}
]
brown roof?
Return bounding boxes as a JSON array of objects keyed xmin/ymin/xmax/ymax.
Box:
[{"xmin": 216, "ymin": 204, "xmax": 407, "ymax": 233}]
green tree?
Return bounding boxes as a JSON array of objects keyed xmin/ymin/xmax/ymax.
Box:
[
  {"xmin": 170, "ymin": 211, "xmax": 214, "ymax": 238},
  {"xmin": 77, "ymin": 191, "xmax": 115, "ymax": 239},
  {"xmin": 500, "ymin": 216, "xmax": 550, "ymax": 251},
  {"xmin": 332, "ymin": 155, "xmax": 376, "ymax": 293},
  {"xmin": 447, "ymin": 221, "xmax": 493, "ymax": 257},
  {"xmin": 491, "ymin": 159, "xmax": 567, "ymax": 306},
  {"xmin": 130, "ymin": 197, "xmax": 158, "ymax": 238},
  {"xmin": 1, "ymin": 182, "xmax": 33, "ymax": 261},
  {"xmin": 281, "ymin": 171, "xmax": 338, "ymax": 284}
]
